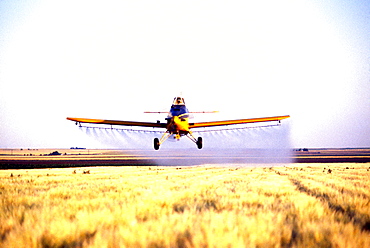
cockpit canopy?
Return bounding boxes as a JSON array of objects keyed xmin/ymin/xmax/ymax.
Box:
[
  {"xmin": 173, "ymin": 97, "xmax": 185, "ymax": 105},
  {"xmin": 168, "ymin": 97, "xmax": 188, "ymax": 118}
]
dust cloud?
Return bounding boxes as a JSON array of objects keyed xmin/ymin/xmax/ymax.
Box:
[{"xmin": 79, "ymin": 122, "xmax": 292, "ymax": 166}]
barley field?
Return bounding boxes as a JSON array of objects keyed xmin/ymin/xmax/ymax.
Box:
[{"xmin": 1, "ymin": 164, "xmax": 369, "ymax": 247}]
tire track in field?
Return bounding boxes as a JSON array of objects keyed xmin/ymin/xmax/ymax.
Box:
[
  {"xmin": 298, "ymin": 174, "xmax": 370, "ymax": 200},
  {"xmin": 275, "ymin": 170, "xmax": 370, "ymax": 233}
]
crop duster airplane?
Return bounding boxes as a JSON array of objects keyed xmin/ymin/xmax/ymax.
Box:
[{"xmin": 67, "ymin": 97, "xmax": 290, "ymax": 150}]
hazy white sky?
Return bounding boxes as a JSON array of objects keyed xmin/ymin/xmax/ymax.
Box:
[{"xmin": 0, "ymin": 0, "xmax": 369, "ymax": 148}]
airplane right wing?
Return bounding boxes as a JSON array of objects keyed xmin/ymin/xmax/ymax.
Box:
[
  {"xmin": 189, "ymin": 115, "xmax": 290, "ymax": 128},
  {"xmin": 66, "ymin": 117, "xmax": 166, "ymax": 128}
]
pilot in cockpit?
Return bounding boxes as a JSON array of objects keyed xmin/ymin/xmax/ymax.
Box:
[{"xmin": 173, "ymin": 97, "xmax": 185, "ymax": 105}]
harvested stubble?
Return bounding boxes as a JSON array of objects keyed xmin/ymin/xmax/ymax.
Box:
[{"xmin": 0, "ymin": 164, "xmax": 369, "ymax": 247}]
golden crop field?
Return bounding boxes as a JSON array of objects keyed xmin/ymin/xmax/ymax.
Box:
[{"xmin": 1, "ymin": 164, "xmax": 369, "ymax": 248}]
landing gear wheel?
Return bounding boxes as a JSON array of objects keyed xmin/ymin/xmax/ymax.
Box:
[
  {"xmin": 196, "ymin": 137, "xmax": 203, "ymax": 149},
  {"xmin": 154, "ymin": 138, "xmax": 160, "ymax": 150}
]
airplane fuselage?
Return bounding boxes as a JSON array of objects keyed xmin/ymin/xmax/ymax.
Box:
[
  {"xmin": 152, "ymin": 97, "xmax": 202, "ymax": 149},
  {"xmin": 166, "ymin": 98, "xmax": 191, "ymax": 137}
]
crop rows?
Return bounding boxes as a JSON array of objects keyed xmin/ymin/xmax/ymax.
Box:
[{"xmin": 0, "ymin": 164, "xmax": 369, "ymax": 247}]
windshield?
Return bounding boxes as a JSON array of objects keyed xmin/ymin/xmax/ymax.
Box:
[{"xmin": 168, "ymin": 105, "xmax": 189, "ymax": 118}]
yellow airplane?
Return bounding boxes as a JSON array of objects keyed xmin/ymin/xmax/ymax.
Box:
[{"xmin": 67, "ymin": 97, "xmax": 290, "ymax": 150}]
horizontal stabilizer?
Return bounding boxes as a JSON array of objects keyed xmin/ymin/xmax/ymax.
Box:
[
  {"xmin": 144, "ymin": 111, "xmax": 169, "ymax": 114},
  {"xmin": 144, "ymin": 111, "xmax": 218, "ymax": 114}
]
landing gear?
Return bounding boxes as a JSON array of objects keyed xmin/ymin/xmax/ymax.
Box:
[
  {"xmin": 186, "ymin": 132, "xmax": 203, "ymax": 149},
  {"xmin": 154, "ymin": 132, "xmax": 203, "ymax": 150},
  {"xmin": 154, "ymin": 132, "xmax": 172, "ymax": 150},
  {"xmin": 196, "ymin": 137, "xmax": 203, "ymax": 149},
  {"xmin": 154, "ymin": 138, "xmax": 160, "ymax": 150}
]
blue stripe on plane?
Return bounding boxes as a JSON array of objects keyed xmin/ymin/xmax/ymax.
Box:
[{"xmin": 168, "ymin": 105, "xmax": 189, "ymax": 118}]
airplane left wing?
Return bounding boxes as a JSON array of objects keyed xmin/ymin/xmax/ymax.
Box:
[
  {"xmin": 189, "ymin": 115, "xmax": 290, "ymax": 128},
  {"xmin": 66, "ymin": 117, "xmax": 166, "ymax": 128}
]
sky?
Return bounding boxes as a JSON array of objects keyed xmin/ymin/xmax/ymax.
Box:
[{"xmin": 0, "ymin": 0, "xmax": 369, "ymax": 149}]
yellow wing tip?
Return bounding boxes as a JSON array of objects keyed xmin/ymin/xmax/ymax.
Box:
[{"xmin": 66, "ymin": 117, "xmax": 104, "ymax": 123}]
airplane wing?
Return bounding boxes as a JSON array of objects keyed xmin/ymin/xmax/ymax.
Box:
[
  {"xmin": 189, "ymin": 115, "xmax": 290, "ymax": 128},
  {"xmin": 66, "ymin": 117, "xmax": 166, "ymax": 128}
]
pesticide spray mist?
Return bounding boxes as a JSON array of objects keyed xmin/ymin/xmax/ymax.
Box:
[{"xmin": 79, "ymin": 121, "xmax": 292, "ymax": 167}]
